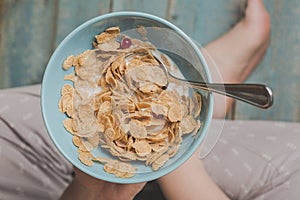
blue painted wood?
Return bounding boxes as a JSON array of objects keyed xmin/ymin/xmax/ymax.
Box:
[
  {"xmin": 0, "ymin": 0, "xmax": 56, "ymax": 88},
  {"xmin": 112, "ymin": 0, "xmax": 168, "ymax": 18},
  {"xmin": 54, "ymin": 0, "xmax": 111, "ymax": 47},
  {"xmin": 167, "ymin": 0, "xmax": 242, "ymax": 45}
]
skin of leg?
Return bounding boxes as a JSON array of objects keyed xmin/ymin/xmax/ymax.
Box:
[
  {"xmin": 158, "ymin": 147, "xmax": 230, "ymax": 200},
  {"xmin": 158, "ymin": 0, "xmax": 271, "ymax": 199}
]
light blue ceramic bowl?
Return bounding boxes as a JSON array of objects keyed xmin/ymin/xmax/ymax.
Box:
[{"xmin": 41, "ymin": 11, "xmax": 213, "ymax": 184}]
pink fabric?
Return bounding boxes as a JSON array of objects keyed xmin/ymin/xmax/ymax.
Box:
[
  {"xmin": 1, "ymin": 85, "xmax": 300, "ymax": 200},
  {"xmin": 0, "ymin": 85, "xmax": 73, "ymax": 200},
  {"xmin": 203, "ymin": 120, "xmax": 300, "ymax": 200}
]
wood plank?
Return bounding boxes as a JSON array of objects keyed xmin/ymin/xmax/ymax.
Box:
[
  {"xmin": 112, "ymin": 0, "xmax": 168, "ymax": 18},
  {"xmin": 54, "ymin": 0, "xmax": 111, "ymax": 48},
  {"xmin": 0, "ymin": 0, "xmax": 7, "ymax": 88},
  {"xmin": 0, "ymin": 0, "xmax": 56, "ymax": 89},
  {"xmin": 167, "ymin": 0, "xmax": 242, "ymax": 45},
  {"xmin": 235, "ymin": 0, "xmax": 300, "ymax": 122}
]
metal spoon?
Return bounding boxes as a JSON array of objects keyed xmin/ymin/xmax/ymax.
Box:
[{"xmin": 152, "ymin": 53, "xmax": 273, "ymax": 109}]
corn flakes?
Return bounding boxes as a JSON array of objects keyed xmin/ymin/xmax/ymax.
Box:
[{"xmin": 59, "ymin": 26, "xmax": 203, "ymax": 178}]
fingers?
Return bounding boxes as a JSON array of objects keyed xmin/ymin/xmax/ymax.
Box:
[{"xmin": 73, "ymin": 166, "xmax": 146, "ymax": 199}]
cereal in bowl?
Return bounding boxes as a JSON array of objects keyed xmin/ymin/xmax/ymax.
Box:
[{"xmin": 59, "ymin": 26, "xmax": 202, "ymax": 178}]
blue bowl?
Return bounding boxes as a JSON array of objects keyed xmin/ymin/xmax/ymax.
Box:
[{"xmin": 41, "ymin": 11, "xmax": 213, "ymax": 184}]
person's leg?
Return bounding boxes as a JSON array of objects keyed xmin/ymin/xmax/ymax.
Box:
[
  {"xmin": 204, "ymin": 0, "xmax": 271, "ymax": 117},
  {"xmin": 0, "ymin": 85, "xmax": 73, "ymax": 200}
]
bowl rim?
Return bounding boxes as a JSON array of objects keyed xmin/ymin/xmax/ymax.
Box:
[{"xmin": 41, "ymin": 11, "xmax": 213, "ymax": 183}]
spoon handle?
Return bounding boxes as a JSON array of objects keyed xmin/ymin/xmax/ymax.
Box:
[
  {"xmin": 188, "ymin": 82, "xmax": 273, "ymax": 109},
  {"xmin": 152, "ymin": 53, "xmax": 273, "ymax": 109}
]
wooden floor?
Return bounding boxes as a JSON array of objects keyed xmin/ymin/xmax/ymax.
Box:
[{"xmin": 0, "ymin": 0, "xmax": 299, "ymax": 122}]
